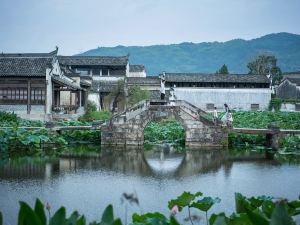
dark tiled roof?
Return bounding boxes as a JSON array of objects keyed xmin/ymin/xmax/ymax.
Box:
[
  {"xmin": 52, "ymin": 75, "xmax": 82, "ymax": 90},
  {"xmin": 129, "ymin": 65, "xmax": 145, "ymax": 72},
  {"xmin": 0, "ymin": 49, "xmax": 57, "ymax": 58},
  {"xmin": 127, "ymin": 77, "xmax": 160, "ymax": 85},
  {"xmin": 285, "ymin": 78, "xmax": 300, "ymax": 86},
  {"xmin": 0, "ymin": 57, "xmax": 52, "ymax": 77},
  {"xmin": 58, "ymin": 56, "xmax": 128, "ymax": 66},
  {"xmin": 91, "ymin": 80, "xmax": 118, "ymax": 92},
  {"xmin": 163, "ymin": 73, "xmax": 270, "ymax": 84},
  {"xmin": 283, "ymin": 73, "xmax": 300, "ymax": 80},
  {"xmin": 80, "ymin": 79, "xmax": 92, "ymax": 87}
]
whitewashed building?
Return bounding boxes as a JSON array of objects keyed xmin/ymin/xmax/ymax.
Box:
[{"xmin": 162, "ymin": 73, "xmax": 271, "ymax": 111}]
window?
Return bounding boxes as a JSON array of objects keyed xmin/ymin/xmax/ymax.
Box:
[
  {"xmin": 76, "ymin": 68, "xmax": 89, "ymax": 76},
  {"xmin": 0, "ymin": 88, "xmax": 28, "ymax": 104},
  {"xmin": 206, "ymin": 103, "xmax": 215, "ymax": 110},
  {"xmin": 31, "ymin": 88, "xmax": 45, "ymax": 104},
  {"xmin": 102, "ymin": 69, "xmax": 109, "ymax": 76},
  {"xmin": 92, "ymin": 68, "xmax": 100, "ymax": 75},
  {"xmin": 251, "ymin": 104, "xmax": 259, "ymax": 110}
]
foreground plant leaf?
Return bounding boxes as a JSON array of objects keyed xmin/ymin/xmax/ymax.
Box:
[
  {"xmin": 168, "ymin": 192, "xmax": 202, "ymax": 211},
  {"xmin": 34, "ymin": 199, "xmax": 46, "ymax": 225},
  {"xmin": 191, "ymin": 197, "xmax": 221, "ymax": 212},
  {"xmin": 270, "ymin": 201, "xmax": 295, "ymax": 225},
  {"xmin": 101, "ymin": 205, "xmax": 114, "ymax": 225},
  {"xmin": 18, "ymin": 201, "xmax": 43, "ymax": 225},
  {"xmin": 132, "ymin": 212, "xmax": 168, "ymax": 225},
  {"xmin": 49, "ymin": 207, "xmax": 66, "ymax": 225}
]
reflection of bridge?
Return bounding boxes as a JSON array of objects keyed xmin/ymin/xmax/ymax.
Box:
[
  {"xmin": 0, "ymin": 148, "xmax": 281, "ymax": 179},
  {"xmin": 101, "ymin": 100, "xmax": 227, "ymax": 148}
]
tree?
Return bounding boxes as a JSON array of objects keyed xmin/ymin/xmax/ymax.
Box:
[
  {"xmin": 128, "ymin": 85, "xmax": 150, "ymax": 106},
  {"xmin": 217, "ymin": 64, "xmax": 229, "ymax": 74},
  {"xmin": 247, "ymin": 55, "xmax": 282, "ymax": 84},
  {"xmin": 108, "ymin": 79, "xmax": 126, "ymax": 113},
  {"xmin": 108, "ymin": 80, "xmax": 150, "ymax": 113}
]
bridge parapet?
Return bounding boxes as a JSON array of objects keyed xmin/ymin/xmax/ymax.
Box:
[{"xmin": 101, "ymin": 99, "xmax": 228, "ymax": 148}]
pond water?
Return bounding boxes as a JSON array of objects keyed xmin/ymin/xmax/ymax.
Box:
[{"xmin": 0, "ymin": 145, "xmax": 300, "ymax": 225}]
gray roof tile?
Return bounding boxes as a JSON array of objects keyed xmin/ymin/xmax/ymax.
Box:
[
  {"xmin": 129, "ymin": 65, "xmax": 145, "ymax": 72},
  {"xmin": 163, "ymin": 73, "xmax": 270, "ymax": 84},
  {"xmin": 0, "ymin": 57, "xmax": 52, "ymax": 77},
  {"xmin": 58, "ymin": 56, "xmax": 128, "ymax": 66}
]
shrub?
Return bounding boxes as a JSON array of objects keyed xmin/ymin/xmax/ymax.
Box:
[
  {"xmin": 79, "ymin": 111, "xmax": 111, "ymax": 122},
  {"xmin": 0, "ymin": 111, "xmax": 19, "ymax": 126},
  {"xmin": 84, "ymin": 100, "xmax": 97, "ymax": 114},
  {"xmin": 268, "ymin": 97, "xmax": 282, "ymax": 111}
]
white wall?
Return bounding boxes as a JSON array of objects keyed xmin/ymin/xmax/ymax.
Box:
[
  {"xmin": 88, "ymin": 93, "xmax": 100, "ymax": 110},
  {"xmin": 174, "ymin": 88, "xmax": 271, "ymax": 111},
  {"xmin": 128, "ymin": 71, "xmax": 146, "ymax": 77}
]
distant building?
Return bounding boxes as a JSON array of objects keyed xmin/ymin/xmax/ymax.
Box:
[
  {"xmin": 159, "ymin": 73, "xmax": 271, "ymax": 111},
  {"xmin": 129, "ymin": 65, "xmax": 146, "ymax": 77},
  {"xmin": 277, "ymin": 72, "xmax": 300, "ymax": 100},
  {"xmin": 58, "ymin": 55, "xmax": 130, "ymax": 111}
]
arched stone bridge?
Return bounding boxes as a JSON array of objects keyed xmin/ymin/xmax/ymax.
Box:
[{"xmin": 101, "ymin": 100, "xmax": 228, "ymax": 148}]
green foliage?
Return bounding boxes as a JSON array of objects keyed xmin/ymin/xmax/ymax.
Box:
[
  {"xmin": 168, "ymin": 192, "xmax": 203, "ymax": 212},
  {"xmin": 79, "ymin": 111, "xmax": 111, "ymax": 122},
  {"xmin": 247, "ymin": 54, "xmax": 282, "ymax": 84},
  {"xmin": 0, "ymin": 115, "xmax": 100, "ymax": 151},
  {"xmin": 144, "ymin": 120, "xmax": 185, "ymax": 145},
  {"xmin": 108, "ymin": 79, "xmax": 126, "ymax": 113},
  {"xmin": 128, "ymin": 85, "xmax": 149, "ymax": 106},
  {"xmin": 217, "ymin": 64, "xmax": 229, "ymax": 74},
  {"xmin": 227, "ymin": 111, "xmax": 300, "ymax": 150},
  {"xmin": 85, "ymin": 100, "xmax": 97, "ymax": 114},
  {"xmin": 0, "ymin": 192, "xmax": 300, "ymax": 225},
  {"xmin": 268, "ymin": 98, "xmax": 282, "ymax": 112},
  {"xmin": 0, "ymin": 111, "xmax": 18, "ymax": 125},
  {"xmin": 80, "ymin": 33, "xmax": 300, "ymax": 75}
]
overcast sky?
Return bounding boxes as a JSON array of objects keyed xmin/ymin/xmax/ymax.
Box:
[{"xmin": 0, "ymin": 0, "xmax": 299, "ymax": 55}]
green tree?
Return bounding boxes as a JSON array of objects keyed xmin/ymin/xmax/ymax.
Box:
[
  {"xmin": 108, "ymin": 79, "xmax": 126, "ymax": 113},
  {"xmin": 247, "ymin": 55, "xmax": 282, "ymax": 84},
  {"xmin": 108, "ymin": 80, "xmax": 149, "ymax": 113},
  {"xmin": 128, "ymin": 85, "xmax": 150, "ymax": 106},
  {"xmin": 217, "ymin": 64, "xmax": 229, "ymax": 74}
]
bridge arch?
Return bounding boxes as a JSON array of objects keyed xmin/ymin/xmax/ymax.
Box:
[{"xmin": 101, "ymin": 100, "xmax": 228, "ymax": 148}]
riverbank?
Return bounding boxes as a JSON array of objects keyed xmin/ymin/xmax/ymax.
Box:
[{"xmin": 0, "ymin": 111, "xmax": 299, "ymax": 152}]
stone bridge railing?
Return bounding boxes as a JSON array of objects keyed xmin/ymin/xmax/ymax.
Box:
[{"xmin": 100, "ymin": 99, "xmax": 228, "ymax": 148}]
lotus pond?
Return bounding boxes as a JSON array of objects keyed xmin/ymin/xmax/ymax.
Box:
[{"xmin": 0, "ymin": 145, "xmax": 300, "ymax": 225}]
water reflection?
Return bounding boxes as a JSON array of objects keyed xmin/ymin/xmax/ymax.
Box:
[
  {"xmin": 0, "ymin": 146, "xmax": 283, "ymax": 180},
  {"xmin": 1, "ymin": 146, "xmax": 300, "ymax": 225}
]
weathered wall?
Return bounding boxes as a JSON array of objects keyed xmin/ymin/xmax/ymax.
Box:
[
  {"xmin": 101, "ymin": 105, "xmax": 228, "ymax": 148},
  {"xmin": 88, "ymin": 93, "xmax": 100, "ymax": 110},
  {"xmin": 174, "ymin": 88, "xmax": 271, "ymax": 111},
  {"xmin": 277, "ymin": 80, "xmax": 300, "ymax": 100}
]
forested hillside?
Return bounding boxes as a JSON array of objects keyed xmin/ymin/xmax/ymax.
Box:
[{"xmin": 79, "ymin": 32, "xmax": 300, "ymax": 75}]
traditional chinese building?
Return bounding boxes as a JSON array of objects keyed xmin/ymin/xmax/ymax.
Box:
[{"xmin": 0, "ymin": 48, "xmax": 85, "ymax": 120}]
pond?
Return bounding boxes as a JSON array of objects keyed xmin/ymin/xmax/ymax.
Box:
[{"xmin": 0, "ymin": 145, "xmax": 300, "ymax": 225}]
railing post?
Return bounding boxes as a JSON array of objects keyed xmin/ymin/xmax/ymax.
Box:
[{"xmin": 266, "ymin": 125, "xmax": 280, "ymax": 150}]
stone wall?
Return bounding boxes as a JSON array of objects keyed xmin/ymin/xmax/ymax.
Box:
[
  {"xmin": 101, "ymin": 104, "xmax": 228, "ymax": 148},
  {"xmin": 0, "ymin": 105, "xmax": 44, "ymax": 114},
  {"xmin": 277, "ymin": 80, "xmax": 300, "ymax": 100}
]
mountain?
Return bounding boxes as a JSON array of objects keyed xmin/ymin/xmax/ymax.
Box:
[{"xmin": 79, "ymin": 32, "xmax": 300, "ymax": 75}]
